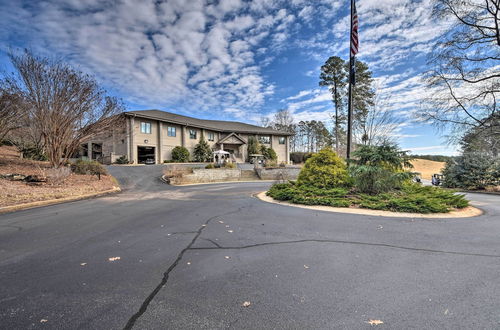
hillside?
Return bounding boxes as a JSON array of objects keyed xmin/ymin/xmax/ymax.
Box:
[{"xmin": 410, "ymin": 159, "xmax": 445, "ymax": 180}]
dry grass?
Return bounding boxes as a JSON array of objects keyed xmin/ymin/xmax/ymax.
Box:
[
  {"xmin": 0, "ymin": 145, "xmax": 117, "ymax": 207},
  {"xmin": 409, "ymin": 159, "xmax": 445, "ymax": 180}
]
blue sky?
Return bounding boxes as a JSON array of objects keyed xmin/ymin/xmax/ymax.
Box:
[{"xmin": 0, "ymin": 0, "xmax": 457, "ymax": 155}]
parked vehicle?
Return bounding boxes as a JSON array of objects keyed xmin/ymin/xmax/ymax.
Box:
[
  {"xmin": 431, "ymin": 174, "xmax": 444, "ymax": 186},
  {"xmin": 145, "ymin": 158, "xmax": 155, "ymax": 165},
  {"xmin": 413, "ymin": 174, "xmax": 422, "ymax": 183}
]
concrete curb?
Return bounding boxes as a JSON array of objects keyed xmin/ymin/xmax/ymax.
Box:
[
  {"xmin": 256, "ymin": 191, "xmax": 483, "ymax": 219},
  {"xmin": 0, "ymin": 186, "xmax": 121, "ymax": 215}
]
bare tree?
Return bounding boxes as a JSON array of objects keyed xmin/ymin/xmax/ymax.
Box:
[
  {"xmin": 259, "ymin": 116, "xmax": 271, "ymax": 128},
  {"xmin": 272, "ymin": 109, "xmax": 294, "ymax": 129},
  {"xmin": 356, "ymin": 94, "xmax": 403, "ymax": 146},
  {"xmin": 421, "ymin": 0, "xmax": 500, "ymax": 142},
  {"xmin": 0, "ymin": 87, "xmax": 24, "ymax": 141},
  {"xmin": 4, "ymin": 51, "xmax": 124, "ymax": 167}
]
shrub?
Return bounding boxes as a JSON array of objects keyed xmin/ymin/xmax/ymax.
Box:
[
  {"xmin": 193, "ymin": 137, "xmax": 212, "ymax": 162},
  {"xmin": 296, "ymin": 148, "xmax": 350, "ymax": 189},
  {"xmin": 442, "ymin": 152, "xmax": 499, "ymax": 189},
  {"xmin": 115, "ymin": 155, "xmax": 128, "ymax": 164},
  {"xmin": 350, "ymin": 143, "xmax": 413, "ymax": 194},
  {"xmin": 171, "ymin": 146, "xmax": 190, "ymax": 162},
  {"xmin": 260, "ymin": 145, "xmax": 277, "ymax": 161},
  {"xmin": 71, "ymin": 160, "xmax": 107, "ymax": 179},
  {"xmin": 266, "ymin": 181, "xmax": 468, "ymax": 213},
  {"xmin": 205, "ymin": 163, "xmax": 215, "ymax": 169},
  {"xmin": 223, "ymin": 162, "xmax": 236, "ymax": 169}
]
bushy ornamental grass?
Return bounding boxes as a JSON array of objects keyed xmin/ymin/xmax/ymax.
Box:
[{"xmin": 267, "ymin": 182, "xmax": 469, "ymax": 214}]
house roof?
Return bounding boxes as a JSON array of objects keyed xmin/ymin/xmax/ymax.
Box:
[
  {"xmin": 217, "ymin": 132, "xmax": 246, "ymax": 145},
  {"xmin": 125, "ymin": 110, "xmax": 293, "ymax": 136}
]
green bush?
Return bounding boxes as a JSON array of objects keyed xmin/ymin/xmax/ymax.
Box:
[
  {"xmin": 71, "ymin": 160, "xmax": 107, "ymax": 179},
  {"xmin": 260, "ymin": 145, "xmax": 277, "ymax": 161},
  {"xmin": 171, "ymin": 146, "xmax": 190, "ymax": 162},
  {"xmin": 350, "ymin": 143, "xmax": 413, "ymax": 194},
  {"xmin": 115, "ymin": 155, "xmax": 128, "ymax": 164},
  {"xmin": 266, "ymin": 182, "xmax": 468, "ymax": 213},
  {"xmin": 442, "ymin": 152, "xmax": 499, "ymax": 189},
  {"xmin": 296, "ymin": 148, "xmax": 350, "ymax": 189},
  {"xmin": 223, "ymin": 162, "xmax": 236, "ymax": 169},
  {"xmin": 193, "ymin": 137, "xmax": 212, "ymax": 162},
  {"xmin": 205, "ymin": 163, "xmax": 215, "ymax": 169}
]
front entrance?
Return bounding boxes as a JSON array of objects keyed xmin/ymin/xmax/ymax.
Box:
[{"xmin": 137, "ymin": 146, "xmax": 156, "ymax": 164}]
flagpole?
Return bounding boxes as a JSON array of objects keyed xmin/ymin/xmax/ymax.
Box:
[{"xmin": 346, "ymin": 0, "xmax": 354, "ymax": 160}]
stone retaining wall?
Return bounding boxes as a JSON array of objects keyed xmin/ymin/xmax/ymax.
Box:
[
  {"xmin": 255, "ymin": 167, "xmax": 301, "ymax": 180},
  {"xmin": 174, "ymin": 168, "xmax": 242, "ymax": 184}
]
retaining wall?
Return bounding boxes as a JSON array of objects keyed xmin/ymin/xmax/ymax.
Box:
[{"xmin": 255, "ymin": 167, "xmax": 301, "ymax": 180}]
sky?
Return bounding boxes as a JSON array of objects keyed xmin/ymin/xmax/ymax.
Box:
[{"xmin": 0, "ymin": 0, "xmax": 458, "ymax": 155}]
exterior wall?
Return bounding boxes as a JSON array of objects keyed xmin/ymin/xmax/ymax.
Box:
[
  {"xmin": 271, "ymin": 135, "xmax": 288, "ymax": 164},
  {"xmin": 161, "ymin": 123, "xmax": 183, "ymax": 161},
  {"xmin": 132, "ymin": 118, "xmax": 158, "ymax": 162},
  {"xmin": 183, "ymin": 126, "xmax": 201, "ymax": 155},
  {"xmin": 81, "ymin": 121, "xmax": 128, "ymax": 164}
]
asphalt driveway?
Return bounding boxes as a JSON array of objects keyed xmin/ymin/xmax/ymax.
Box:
[{"xmin": 1, "ymin": 165, "xmax": 499, "ymax": 329}]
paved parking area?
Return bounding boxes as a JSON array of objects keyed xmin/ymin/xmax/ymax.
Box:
[{"xmin": 1, "ymin": 165, "xmax": 499, "ymax": 329}]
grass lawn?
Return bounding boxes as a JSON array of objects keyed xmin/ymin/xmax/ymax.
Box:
[{"xmin": 267, "ymin": 182, "xmax": 469, "ymax": 214}]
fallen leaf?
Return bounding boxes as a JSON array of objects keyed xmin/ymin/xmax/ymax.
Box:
[
  {"xmin": 224, "ymin": 256, "xmax": 231, "ymax": 259},
  {"xmin": 201, "ymin": 224, "xmax": 207, "ymax": 227},
  {"xmin": 444, "ymin": 309, "xmax": 449, "ymax": 315},
  {"xmin": 80, "ymin": 263, "xmax": 87, "ymax": 266},
  {"xmin": 365, "ymin": 319, "xmax": 383, "ymax": 325},
  {"xmin": 108, "ymin": 257, "xmax": 120, "ymax": 261},
  {"xmin": 227, "ymin": 230, "xmax": 233, "ymax": 233},
  {"xmin": 304, "ymin": 265, "xmax": 309, "ymax": 269},
  {"xmin": 218, "ymin": 220, "xmax": 224, "ymax": 224},
  {"xmin": 40, "ymin": 319, "xmax": 48, "ymax": 323},
  {"xmin": 225, "ymin": 225, "xmax": 230, "ymax": 228},
  {"xmin": 242, "ymin": 301, "xmax": 251, "ymax": 307}
]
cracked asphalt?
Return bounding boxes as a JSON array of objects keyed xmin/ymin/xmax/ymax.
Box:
[{"xmin": 1, "ymin": 165, "xmax": 500, "ymax": 329}]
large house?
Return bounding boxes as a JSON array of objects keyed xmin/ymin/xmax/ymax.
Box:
[{"xmin": 81, "ymin": 110, "xmax": 293, "ymax": 164}]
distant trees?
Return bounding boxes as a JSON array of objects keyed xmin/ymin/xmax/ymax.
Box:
[
  {"xmin": 3, "ymin": 50, "xmax": 124, "ymax": 167},
  {"xmin": 421, "ymin": 0, "xmax": 500, "ymax": 144}
]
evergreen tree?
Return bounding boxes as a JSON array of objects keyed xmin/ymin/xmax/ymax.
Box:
[{"xmin": 193, "ymin": 136, "xmax": 212, "ymax": 162}]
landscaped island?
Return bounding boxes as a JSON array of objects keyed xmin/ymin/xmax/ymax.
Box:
[{"xmin": 266, "ymin": 146, "xmax": 469, "ymax": 214}]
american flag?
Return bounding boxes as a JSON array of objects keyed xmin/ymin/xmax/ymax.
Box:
[{"xmin": 350, "ymin": 0, "xmax": 359, "ymax": 58}]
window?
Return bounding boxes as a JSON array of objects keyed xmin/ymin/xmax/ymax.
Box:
[
  {"xmin": 259, "ymin": 135, "xmax": 270, "ymax": 144},
  {"xmin": 279, "ymin": 137, "xmax": 286, "ymax": 144},
  {"xmin": 140, "ymin": 122, "xmax": 151, "ymax": 134},
  {"xmin": 207, "ymin": 132, "xmax": 215, "ymax": 141},
  {"xmin": 189, "ymin": 129, "xmax": 197, "ymax": 139},
  {"xmin": 167, "ymin": 126, "xmax": 176, "ymax": 137}
]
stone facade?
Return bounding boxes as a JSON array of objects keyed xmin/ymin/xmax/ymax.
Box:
[{"xmin": 255, "ymin": 167, "xmax": 301, "ymax": 180}]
